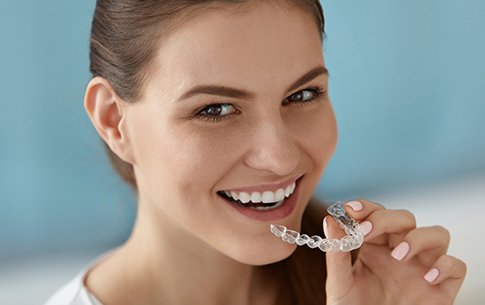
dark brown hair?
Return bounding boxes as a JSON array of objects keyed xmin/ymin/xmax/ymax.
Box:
[{"xmin": 89, "ymin": 1, "xmax": 327, "ymax": 304}]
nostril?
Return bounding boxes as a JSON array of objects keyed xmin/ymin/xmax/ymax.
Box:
[{"xmin": 244, "ymin": 150, "xmax": 300, "ymax": 176}]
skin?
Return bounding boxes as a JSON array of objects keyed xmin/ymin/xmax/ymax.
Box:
[
  {"xmin": 324, "ymin": 199, "xmax": 467, "ymax": 305},
  {"xmin": 83, "ymin": 2, "xmax": 466, "ymax": 305}
]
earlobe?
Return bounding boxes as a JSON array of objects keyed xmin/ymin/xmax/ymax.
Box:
[{"xmin": 84, "ymin": 76, "xmax": 135, "ymax": 165}]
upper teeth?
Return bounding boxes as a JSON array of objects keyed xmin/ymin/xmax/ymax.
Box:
[{"xmin": 223, "ymin": 182, "xmax": 296, "ymax": 204}]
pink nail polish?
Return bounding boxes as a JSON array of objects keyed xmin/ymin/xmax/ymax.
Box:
[
  {"xmin": 346, "ymin": 200, "xmax": 363, "ymax": 211},
  {"xmin": 424, "ymin": 268, "xmax": 440, "ymax": 283},
  {"xmin": 360, "ymin": 221, "xmax": 372, "ymax": 236},
  {"xmin": 391, "ymin": 242, "xmax": 410, "ymax": 261}
]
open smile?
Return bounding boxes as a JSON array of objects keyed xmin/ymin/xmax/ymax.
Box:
[{"xmin": 216, "ymin": 176, "xmax": 304, "ymax": 221}]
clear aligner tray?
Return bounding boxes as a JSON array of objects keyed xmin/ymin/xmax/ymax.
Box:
[{"xmin": 270, "ymin": 201, "xmax": 364, "ymax": 252}]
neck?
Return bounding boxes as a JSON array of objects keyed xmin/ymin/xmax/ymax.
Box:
[{"xmin": 87, "ymin": 196, "xmax": 278, "ymax": 305}]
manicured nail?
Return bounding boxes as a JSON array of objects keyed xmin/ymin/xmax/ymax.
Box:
[
  {"xmin": 424, "ymin": 268, "xmax": 440, "ymax": 283},
  {"xmin": 360, "ymin": 221, "xmax": 373, "ymax": 236},
  {"xmin": 391, "ymin": 242, "xmax": 410, "ymax": 261},
  {"xmin": 346, "ymin": 200, "xmax": 363, "ymax": 211}
]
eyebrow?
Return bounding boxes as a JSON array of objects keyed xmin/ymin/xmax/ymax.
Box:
[{"xmin": 177, "ymin": 66, "xmax": 329, "ymax": 102}]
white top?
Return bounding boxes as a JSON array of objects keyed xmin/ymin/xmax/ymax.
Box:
[
  {"xmin": 43, "ymin": 250, "xmax": 117, "ymax": 305},
  {"xmin": 42, "ymin": 274, "xmax": 103, "ymax": 305}
]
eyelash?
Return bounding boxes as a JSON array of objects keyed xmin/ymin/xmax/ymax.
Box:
[{"xmin": 195, "ymin": 86, "xmax": 327, "ymax": 123}]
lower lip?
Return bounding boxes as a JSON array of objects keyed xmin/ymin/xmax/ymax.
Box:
[{"xmin": 219, "ymin": 178, "xmax": 301, "ymax": 222}]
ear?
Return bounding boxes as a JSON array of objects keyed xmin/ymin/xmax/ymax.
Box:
[{"xmin": 84, "ymin": 76, "xmax": 136, "ymax": 165}]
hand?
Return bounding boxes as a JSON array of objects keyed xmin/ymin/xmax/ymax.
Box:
[{"xmin": 324, "ymin": 199, "xmax": 466, "ymax": 305}]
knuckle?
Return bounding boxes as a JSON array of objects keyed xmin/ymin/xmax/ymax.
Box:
[
  {"xmin": 397, "ymin": 209, "xmax": 417, "ymax": 227},
  {"xmin": 440, "ymin": 255, "xmax": 461, "ymax": 273},
  {"xmin": 442, "ymin": 256, "xmax": 454, "ymax": 269},
  {"xmin": 433, "ymin": 225, "xmax": 451, "ymax": 242},
  {"xmin": 449, "ymin": 260, "xmax": 461, "ymax": 276},
  {"xmin": 450, "ymin": 255, "xmax": 468, "ymax": 275}
]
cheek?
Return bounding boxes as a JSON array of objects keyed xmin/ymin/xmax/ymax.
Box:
[
  {"xmin": 129, "ymin": 113, "xmax": 221, "ymax": 203},
  {"xmin": 155, "ymin": 123, "xmax": 241, "ymax": 196},
  {"xmin": 290, "ymin": 103, "xmax": 338, "ymax": 167}
]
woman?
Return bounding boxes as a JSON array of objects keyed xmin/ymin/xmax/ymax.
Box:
[{"xmin": 45, "ymin": 0, "xmax": 466, "ymax": 304}]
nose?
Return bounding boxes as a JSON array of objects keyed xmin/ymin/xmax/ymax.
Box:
[{"xmin": 243, "ymin": 116, "xmax": 300, "ymax": 176}]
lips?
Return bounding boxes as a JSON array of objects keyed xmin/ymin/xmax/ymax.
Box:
[
  {"xmin": 233, "ymin": 183, "xmax": 292, "ymax": 200},
  {"xmin": 217, "ymin": 176, "xmax": 303, "ymax": 210},
  {"xmin": 218, "ymin": 176, "xmax": 303, "ymax": 221},
  {"xmin": 217, "ymin": 191, "xmax": 284, "ymax": 208},
  {"xmin": 221, "ymin": 176, "xmax": 299, "ymax": 194}
]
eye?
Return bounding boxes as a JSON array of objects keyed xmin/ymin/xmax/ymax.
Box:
[
  {"xmin": 195, "ymin": 103, "xmax": 238, "ymax": 122},
  {"xmin": 194, "ymin": 86, "xmax": 326, "ymax": 123},
  {"xmin": 284, "ymin": 87, "xmax": 326, "ymax": 105}
]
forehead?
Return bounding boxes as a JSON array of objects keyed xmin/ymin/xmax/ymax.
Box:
[{"xmin": 147, "ymin": 2, "xmax": 324, "ymax": 97}]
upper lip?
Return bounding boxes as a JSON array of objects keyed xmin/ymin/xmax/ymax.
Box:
[{"xmin": 221, "ymin": 174, "xmax": 303, "ymax": 193}]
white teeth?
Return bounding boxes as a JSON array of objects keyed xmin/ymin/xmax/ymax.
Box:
[
  {"xmin": 284, "ymin": 184, "xmax": 291, "ymax": 197},
  {"xmin": 253, "ymin": 199, "xmax": 285, "ymax": 210},
  {"xmin": 230, "ymin": 191, "xmax": 239, "ymax": 201},
  {"xmin": 238, "ymin": 192, "xmax": 251, "ymax": 204},
  {"xmin": 284, "ymin": 182, "xmax": 296, "ymax": 198},
  {"xmin": 275, "ymin": 188, "xmax": 285, "ymax": 202},
  {"xmin": 250, "ymin": 192, "xmax": 262, "ymax": 203},
  {"xmin": 223, "ymin": 181, "xmax": 297, "ymax": 205},
  {"xmin": 262, "ymin": 191, "xmax": 275, "ymax": 203}
]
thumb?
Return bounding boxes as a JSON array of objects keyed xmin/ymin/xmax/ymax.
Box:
[{"xmin": 324, "ymin": 215, "xmax": 354, "ymax": 296}]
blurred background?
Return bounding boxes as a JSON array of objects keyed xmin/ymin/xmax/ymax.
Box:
[{"xmin": 1, "ymin": 0, "xmax": 484, "ymax": 304}]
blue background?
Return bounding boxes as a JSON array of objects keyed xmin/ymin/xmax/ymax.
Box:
[{"xmin": 1, "ymin": 0, "xmax": 484, "ymax": 261}]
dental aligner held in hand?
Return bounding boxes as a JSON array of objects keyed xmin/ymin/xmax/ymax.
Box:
[{"xmin": 270, "ymin": 201, "xmax": 364, "ymax": 252}]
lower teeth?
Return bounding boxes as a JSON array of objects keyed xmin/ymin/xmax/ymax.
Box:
[
  {"xmin": 219, "ymin": 192, "xmax": 288, "ymax": 210},
  {"xmin": 251, "ymin": 199, "xmax": 285, "ymax": 210}
]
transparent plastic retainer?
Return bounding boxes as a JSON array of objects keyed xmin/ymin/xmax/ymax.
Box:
[{"xmin": 270, "ymin": 201, "xmax": 364, "ymax": 252}]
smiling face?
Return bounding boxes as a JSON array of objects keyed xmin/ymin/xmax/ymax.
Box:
[{"xmin": 123, "ymin": 2, "xmax": 337, "ymax": 264}]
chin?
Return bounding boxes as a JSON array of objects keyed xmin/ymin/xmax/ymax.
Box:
[{"xmin": 229, "ymin": 240, "xmax": 298, "ymax": 266}]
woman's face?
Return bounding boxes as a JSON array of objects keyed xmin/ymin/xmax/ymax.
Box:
[{"xmin": 124, "ymin": 2, "xmax": 337, "ymax": 264}]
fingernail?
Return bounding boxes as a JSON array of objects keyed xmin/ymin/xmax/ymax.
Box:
[
  {"xmin": 360, "ymin": 221, "xmax": 373, "ymax": 236},
  {"xmin": 391, "ymin": 242, "xmax": 410, "ymax": 261},
  {"xmin": 346, "ymin": 200, "xmax": 363, "ymax": 211},
  {"xmin": 424, "ymin": 268, "xmax": 440, "ymax": 283},
  {"xmin": 323, "ymin": 216, "xmax": 329, "ymax": 236}
]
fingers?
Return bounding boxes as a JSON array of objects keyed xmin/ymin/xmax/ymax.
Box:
[
  {"xmin": 424, "ymin": 255, "xmax": 467, "ymax": 285},
  {"xmin": 365, "ymin": 209, "xmax": 416, "ymax": 241},
  {"xmin": 425, "ymin": 255, "xmax": 467, "ymax": 300},
  {"xmin": 344, "ymin": 200, "xmax": 417, "ymax": 245},
  {"xmin": 336, "ymin": 198, "xmax": 466, "ymax": 301},
  {"xmin": 389, "ymin": 224, "xmax": 466, "ymax": 298},
  {"xmin": 324, "ymin": 199, "xmax": 383, "ymax": 296},
  {"xmin": 344, "ymin": 198, "xmax": 384, "ymax": 220},
  {"xmin": 388, "ymin": 225, "xmax": 465, "ymax": 295},
  {"xmin": 323, "ymin": 215, "xmax": 354, "ymax": 298},
  {"xmin": 390, "ymin": 226, "xmax": 450, "ymax": 265}
]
